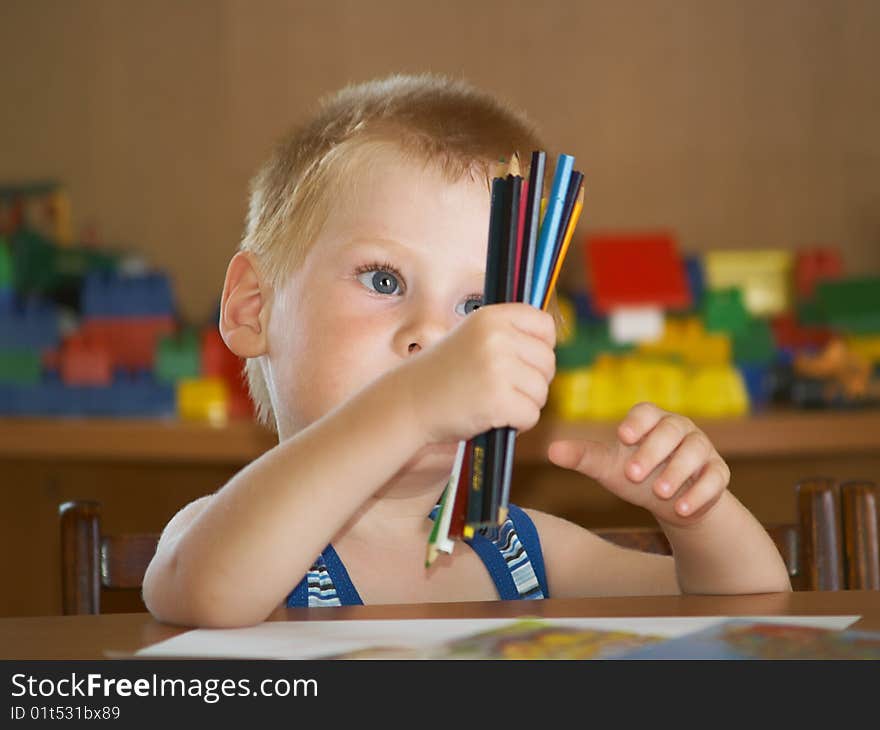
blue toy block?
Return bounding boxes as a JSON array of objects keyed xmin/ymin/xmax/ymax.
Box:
[
  {"xmin": 684, "ymin": 256, "xmax": 704, "ymax": 311},
  {"xmin": 570, "ymin": 291, "xmax": 604, "ymax": 325},
  {"xmin": 81, "ymin": 271, "xmax": 175, "ymax": 319},
  {"xmin": 0, "ymin": 297, "xmax": 59, "ymax": 350},
  {"xmin": 738, "ymin": 363, "xmax": 772, "ymax": 410}
]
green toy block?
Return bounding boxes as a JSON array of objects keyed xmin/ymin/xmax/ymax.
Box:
[
  {"xmin": 733, "ymin": 318, "xmax": 776, "ymax": 365},
  {"xmin": 11, "ymin": 229, "xmax": 116, "ymax": 296},
  {"xmin": 796, "ymin": 297, "xmax": 826, "ymax": 327},
  {"xmin": 555, "ymin": 323, "xmax": 634, "ymax": 370},
  {"xmin": 155, "ymin": 330, "xmax": 201, "ymax": 384},
  {"xmin": 0, "ymin": 350, "xmax": 41, "ymax": 384},
  {"xmin": 816, "ymin": 277, "xmax": 880, "ymax": 334},
  {"xmin": 0, "ymin": 238, "xmax": 13, "ymax": 290},
  {"xmin": 702, "ymin": 288, "xmax": 750, "ymax": 334}
]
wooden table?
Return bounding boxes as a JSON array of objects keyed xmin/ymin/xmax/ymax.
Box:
[{"xmin": 3, "ymin": 591, "xmax": 879, "ymax": 660}]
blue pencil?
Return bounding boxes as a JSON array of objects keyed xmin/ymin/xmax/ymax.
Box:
[{"xmin": 529, "ymin": 154, "xmax": 574, "ymax": 308}]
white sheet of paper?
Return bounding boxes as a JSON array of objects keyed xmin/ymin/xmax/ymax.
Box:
[{"xmin": 134, "ymin": 615, "xmax": 859, "ymax": 660}]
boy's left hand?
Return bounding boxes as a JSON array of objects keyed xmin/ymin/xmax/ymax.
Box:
[{"xmin": 547, "ymin": 402, "xmax": 731, "ymax": 527}]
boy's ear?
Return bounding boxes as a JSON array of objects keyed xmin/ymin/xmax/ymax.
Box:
[{"xmin": 219, "ymin": 251, "xmax": 270, "ymax": 358}]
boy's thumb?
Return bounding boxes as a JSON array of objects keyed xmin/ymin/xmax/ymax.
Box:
[{"xmin": 547, "ymin": 439, "xmax": 611, "ymax": 481}]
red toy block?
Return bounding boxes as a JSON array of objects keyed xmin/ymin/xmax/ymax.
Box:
[
  {"xmin": 60, "ymin": 335, "xmax": 112, "ymax": 386},
  {"xmin": 585, "ymin": 231, "xmax": 691, "ymax": 313},
  {"xmin": 795, "ymin": 248, "xmax": 842, "ymax": 300},
  {"xmin": 80, "ymin": 315, "xmax": 175, "ymax": 371},
  {"xmin": 201, "ymin": 327, "xmax": 254, "ymax": 419},
  {"xmin": 771, "ymin": 313, "xmax": 833, "ymax": 351}
]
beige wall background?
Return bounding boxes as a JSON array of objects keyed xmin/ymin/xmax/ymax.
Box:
[{"xmin": 1, "ymin": 0, "xmax": 878, "ymax": 324}]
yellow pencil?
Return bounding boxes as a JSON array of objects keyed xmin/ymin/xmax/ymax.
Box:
[{"xmin": 542, "ymin": 184, "xmax": 584, "ymax": 311}]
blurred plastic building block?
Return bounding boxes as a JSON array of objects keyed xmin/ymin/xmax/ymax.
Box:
[
  {"xmin": 156, "ymin": 330, "xmax": 201, "ymax": 383},
  {"xmin": 59, "ymin": 335, "xmax": 112, "ymax": 386},
  {"xmin": 845, "ymin": 334, "xmax": 880, "ymax": 365},
  {"xmin": 10, "ymin": 229, "xmax": 117, "ymax": 299},
  {"xmin": 793, "ymin": 339, "xmax": 872, "ymax": 400},
  {"xmin": 586, "ymin": 232, "xmax": 691, "ymax": 312},
  {"xmin": 554, "ymin": 322, "xmax": 633, "ymax": 370},
  {"xmin": 0, "ymin": 371, "xmax": 174, "ymax": 417},
  {"xmin": 0, "ymin": 350, "xmax": 41, "ymax": 385},
  {"xmin": 733, "ymin": 318, "xmax": 776, "ymax": 365},
  {"xmin": 200, "ymin": 328, "xmax": 253, "ymax": 420},
  {"xmin": 0, "ymin": 182, "xmax": 73, "ymax": 245},
  {"xmin": 81, "ymin": 271, "xmax": 174, "ymax": 318},
  {"xmin": 703, "ymin": 249, "xmax": 793, "ymax": 317},
  {"xmin": 703, "ymin": 288, "xmax": 750, "ymax": 334},
  {"xmin": 0, "ymin": 298, "xmax": 59, "ymax": 351},
  {"xmin": 549, "ymin": 354, "xmax": 748, "ymax": 420},
  {"xmin": 771, "ymin": 313, "xmax": 832, "ymax": 352},
  {"xmin": 609, "ymin": 307, "xmax": 664, "ymax": 344},
  {"xmin": 683, "ymin": 365, "xmax": 749, "ymax": 418},
  {"xmin": 815, "ymin": 277, "xmax": 880, "ymax": 334},
  {"xmin": 795, "ymin": 248, "xmax": 842, "ymax": 300},
  {"xmin": 586, "ymin": 232, "xmax": 690, "ymax": 344},
  {"xmin": 684, "ymin": 255, "xmax": 705, "ymax": 311},
  {"xmin": 79, "ymin": 317, "xmax": 175, "ymax": 371},
  {"xmin": 738, "ymin": 363, "xmax": 773, "ymax": 410},
  {"xmin": 177, "ymin": 377, "xmax": 229, "ymax": 426},
  {"xmin": 638, "ymin": 316, "xmax": 731, "ymax": 366}
]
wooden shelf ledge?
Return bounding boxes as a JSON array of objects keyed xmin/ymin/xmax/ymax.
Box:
[{"xmin": 1, "ymin": 408, "xmax": 878, "ymax": 465}]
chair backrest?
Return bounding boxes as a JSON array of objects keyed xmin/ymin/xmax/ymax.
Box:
[
  {"xmin": 594, "ymin": 477, "xmax": 846, "ymax": 591},
  {"xmin": 840, "ymin": 480, "xmax": 880, "ymax": 590},
  {"xmin": 59, "ymin": 500, "xmax": 160, "ymax": 615}
]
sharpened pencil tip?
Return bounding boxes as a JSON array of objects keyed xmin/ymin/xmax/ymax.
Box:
[{"xmin": 508, "ymin": 152, "xmax": 522, "ymax": 177}]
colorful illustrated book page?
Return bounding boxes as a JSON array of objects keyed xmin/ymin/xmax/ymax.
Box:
[{"xmin": 616, "ymin": 619, "xmax": 880, "ymax": 660}]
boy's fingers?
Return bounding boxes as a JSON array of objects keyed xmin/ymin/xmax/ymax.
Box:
[
  {"xmin": 673, "ymin": 460, "xmax": 728, "ymax": 517},
  {"xmin": 626, "ymin": 416, "xmax": 695, "ymax": 482},
  {"xmin": 547, "ymin": 439, "xmax": 612, "ymax": 481},
  {"xmin": 652, "ymin": 432, "xmax": 712, "ymax": 499},
  {"xmin": 617, "ymin": 402, "xmax": 668, "ymax": 445}
]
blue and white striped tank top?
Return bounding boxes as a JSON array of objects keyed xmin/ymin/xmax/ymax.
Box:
[{"xmin": 285, "ymin": 503, "xmax": 549, "ymax": 607}]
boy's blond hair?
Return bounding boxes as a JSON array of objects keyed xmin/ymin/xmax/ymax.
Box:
[{"xmin": 239, "ymin": 73, "xmax": 564, "ymax": 430}]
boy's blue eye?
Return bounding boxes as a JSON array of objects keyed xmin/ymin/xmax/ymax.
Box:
[
  {"xmin": 356, "ymin": 268, "xmax": 402, "ymax": 296},
  {"xmin": 457, "ymin": 297, "xmax": 483, "ymax": 316}
]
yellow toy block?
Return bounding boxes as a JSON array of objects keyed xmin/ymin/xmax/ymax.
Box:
[
  {"xmin": 704, "ymin": 249, "xmax": 793, "ymax": 317},
  {"xmin": 639, "ymin": 317, "xmax": 731, "ymax": 366},
  {"xmin": 177, "ymin": 377, "xmax": 229, "ymax": 426},
  {"xmin": 555, "ymin": 294, "xmax": 576, "ymax": 345},
  {"xmin": 683, "ymin": 364, "xmax": 749, "ymax": 418},
  {"xmin": 549, "ymin": 368, "xmax": 592, "ymax": 420},
  {"xmin": 551, "ymin": 355, "xmax": 689, "ymax": 421},
  {"xmin": 845, "ymin": 334, "xmax": 880, "ymax": 365}
]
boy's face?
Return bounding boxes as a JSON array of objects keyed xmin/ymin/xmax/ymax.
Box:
[{"xmin": 266, "ymin": 149, "xmax": 489, "ymax": 470}]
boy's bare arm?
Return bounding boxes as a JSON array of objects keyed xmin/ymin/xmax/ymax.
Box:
[
  {"xmin": 660, "ymin": 491, "xmax": 791, "ymax": 594},
  {"xmin": 143, "ymin": 369, "xmax": 426, "ymax": 628},
  {"xmin": 143, "ymin": 304, "xmax": 557, "ymax": 628},
  {"xmin": 546, "ymin": 403, "xmax": 791, "ymax": 596}
]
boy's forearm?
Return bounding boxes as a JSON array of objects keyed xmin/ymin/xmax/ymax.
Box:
[
  {"xmin": 159, "ymin": 370, "xmax": 427, "ymax": 625},
  {"xmin": 660, "ymin": 492, "xmax": 792, "ymax": 595}
]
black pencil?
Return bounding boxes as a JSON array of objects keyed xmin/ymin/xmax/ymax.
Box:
[
  {"xmin": 484, "ymin": 173, "xmax": 520, "ymax": 528},
  {"xmin": 465, "ymin": 175, "xmax": 506, "ymax": 533}
]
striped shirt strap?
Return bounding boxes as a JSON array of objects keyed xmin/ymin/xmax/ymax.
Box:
[{"xmin": 506, "ymin": 504, "xmax": 550, "ymax": 597}]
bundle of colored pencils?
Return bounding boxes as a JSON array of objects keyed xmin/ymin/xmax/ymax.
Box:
[{"xmin": 426, "ymin": 150, "xmax": 585, "ymax": 566}]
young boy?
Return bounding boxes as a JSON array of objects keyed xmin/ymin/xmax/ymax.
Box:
[{"xmin": 143, "ymin": 74, "xmax": 790, "ymax": 628}]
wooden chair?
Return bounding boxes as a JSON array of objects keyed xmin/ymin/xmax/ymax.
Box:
[
  {"xmin": 594, "ymin": 477, "xmax": 845, "ymax": 591},
  {"xmin": 840, "ymin": 480, "xmax": 880, "ymax": 590},
  {"xmin": 59, "ymin": 500, "xmax": 160, "ymax": 615}
]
